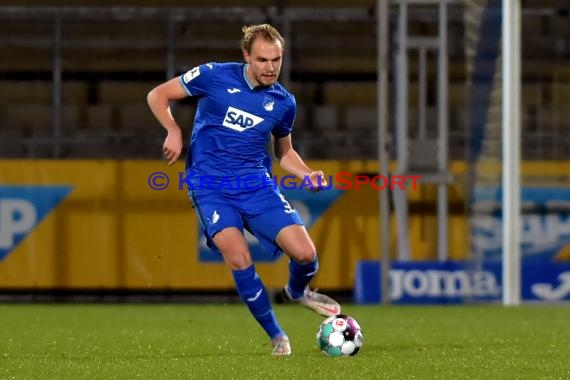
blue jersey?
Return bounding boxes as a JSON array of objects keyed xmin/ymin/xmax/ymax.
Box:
[{"xmin": 179, "ymin": 62, "xmax": 296, "ymax": 191}]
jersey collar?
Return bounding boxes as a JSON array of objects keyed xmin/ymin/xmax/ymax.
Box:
[
  {"xmin": 242, "ymin": 64, "xmax": 255, "ymax": 90},
  {"xmin": 243, "ymin": 63, "xmax": 275, "ymax": 91}
]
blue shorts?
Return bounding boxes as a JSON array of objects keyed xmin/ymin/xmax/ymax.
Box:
[{"xmin": 188, "ymin": 186, "xmax": 304, "ymax": 258}]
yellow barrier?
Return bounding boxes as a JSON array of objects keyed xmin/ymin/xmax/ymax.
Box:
[{"xmin": 0, "ymin": 160, "xmax": 568, "ymax": 290}]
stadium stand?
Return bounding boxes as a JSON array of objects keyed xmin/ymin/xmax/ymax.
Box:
[{"xmin": 0, "ymin": 2, "xmax": 568, "ymax": 160}]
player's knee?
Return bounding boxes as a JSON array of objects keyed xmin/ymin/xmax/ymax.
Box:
[
  {"xmin": 223, "ymin": 250, "xmax": 253, "ymax": 270},
  {"xmin": 294, "ymin": 247, "xmax": 317, "ymax": 264}
]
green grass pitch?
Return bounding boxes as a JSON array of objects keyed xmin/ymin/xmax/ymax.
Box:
[{"xmin": 1, "ymin": 304, "xmax": 569, "ymax": 379}]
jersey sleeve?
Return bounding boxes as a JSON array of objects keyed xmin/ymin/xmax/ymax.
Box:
[
  {"xmin": 178, "ymin": 62, "xmax": 217, "ymax": 97},
  {"xmin": 272, "ymin": 99, "xmax": 296, "ymax": 138}
]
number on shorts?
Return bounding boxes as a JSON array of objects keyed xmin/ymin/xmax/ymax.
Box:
[{"xmin": 278, "ymin": 193, "xmax": 295, "ymax": 214}]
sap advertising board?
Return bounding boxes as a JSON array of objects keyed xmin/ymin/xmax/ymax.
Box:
[{"xmin": 356, "ymin": 186, "xmax": 570, "ymax": 304}]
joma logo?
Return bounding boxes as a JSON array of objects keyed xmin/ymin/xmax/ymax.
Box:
[{"xmin": 532, "ymin": 272, "xmax": 570, "ymax": 300}]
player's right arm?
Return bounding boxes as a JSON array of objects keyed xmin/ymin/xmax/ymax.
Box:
[{"xmin": 147, "ymin": 77, "xmax": 188, "ymax": 166}]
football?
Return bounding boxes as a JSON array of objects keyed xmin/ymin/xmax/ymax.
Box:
[{"xmin": 316, "ymin": 314, "xmax": 363, "ymax": 357}]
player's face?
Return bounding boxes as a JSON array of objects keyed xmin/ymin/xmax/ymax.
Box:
[{"xmin": 243, "ymin": 39, "xmax": 283, "ymax": 87}]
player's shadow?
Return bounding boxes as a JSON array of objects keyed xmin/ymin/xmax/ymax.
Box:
[
  {"xmin": 181, "ymin": 351, "xmax": 272, "ymax": 358},
  {"xmin": 369, "ymin": 342, "xmax": 467, "ymax": 353}
]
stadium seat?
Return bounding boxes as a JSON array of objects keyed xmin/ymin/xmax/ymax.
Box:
[
  {"xmin": 0, "ymin": 82, "xmax": 52, "ymax": 105},
  {"xmin": 83, "ymin": 105, "xmax": 115, "ymax": 131},
  {"xmin": 323, "ymin": 82, "xmax": 377, "ymax": 106},
  {"xmin": 552, "ymin": 84, "xmax": 570, "ymax": 105},
  {"xmin": 6, "ymin": 105, "xmax": 52, "ymax": 131},
  {"xmin": 120, "ymin": 104, "xmax": 161, "ymax": 132},
  {"xmin": 171, "ymin": 104, "xmax": 196, "ymax": 130},
  {"xmin": 293, "ymin": 105, "xmax": 308, "ymax": 130},
  {"xmin": 62, "ymin": 82, "xmax": 90, "ymax": 105},
  {"xmin": 99, "ymin": 81, "xmax": 157, "ymax": 105},
  {"xmin": 0, "ymin": 128, "xmax": 27, "ymax": 145},
  {"xmin": 0, "ymin": 81, "xmax": 91, "ymax": 106},
  {"xmin": 312, "ymin": 105, "xmax": 338, "ymax": 130},
  {"xmin": 448, "ymin": 83, "xmax": 466, "ymax": 107},
  {"xmin": 522, "ymin": 84, "xmax": 544, "ymax": 107},
  {"xmin": 345, "ymin": 106, "xmax": 377, "ymax": 130}
]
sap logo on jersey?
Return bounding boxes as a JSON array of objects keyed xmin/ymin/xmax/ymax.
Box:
[
  {"xmin": 222, "ymin": 106, "xmax": 264, "ymax": 132},
  {"xmin": 0, "ymin": 186, "xmax": 72, "ymax": 261}
]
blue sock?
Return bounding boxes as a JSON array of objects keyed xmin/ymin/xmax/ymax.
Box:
[
  {"xmin": 287, "ymin": 256, "xmax": 319, "ymax": 299},
  {"xmin": 232, "ymin": 265, "xmax": 284, "ymax": 340}
]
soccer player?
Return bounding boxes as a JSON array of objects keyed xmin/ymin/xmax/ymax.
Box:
[{"xmin": 147, "ymin": 23, "xmax": 340, "ymax": 356}]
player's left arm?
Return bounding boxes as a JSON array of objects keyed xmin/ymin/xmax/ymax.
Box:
[{"xmin": 274, "ymin": 135, "xmax": 327, "ymax": 191}]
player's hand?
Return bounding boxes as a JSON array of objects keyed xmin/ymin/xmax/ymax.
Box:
[
  {"xmin": 163, "ymin": 130, "xmax": 183, "ymax": 166},
  {"xmin": 307, "ymin": 170, "xmax": 327, "ymax": 192}
]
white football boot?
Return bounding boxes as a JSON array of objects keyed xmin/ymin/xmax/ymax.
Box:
[
  {"xmin": 282, "ymin": 285, "xmax": 341, "ymax": 317},
  {"xmin": 271, "ymin": 335, "xmax": 291, "ymax": 356}
]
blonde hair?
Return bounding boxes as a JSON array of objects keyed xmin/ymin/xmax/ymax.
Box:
[{"xmin": 240, "ymin": 24, "xmax": 285, "ymax": 54}]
